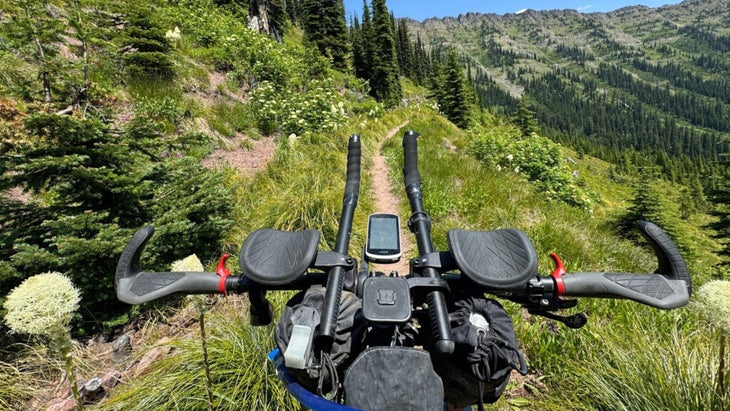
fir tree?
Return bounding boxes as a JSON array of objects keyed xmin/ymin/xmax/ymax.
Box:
[
  {"xmin": 351, "ymin": 0, "xmax": 373, "ymax": 81},
  {"xmin": 301, "ymin": 0, "xmax": 350, "ymax": 70},
  {"xmin": 440, "ymin": 47, "xmax": 474, "ymax": 128},
  {"xmin": 369, "ymin": 0, "xmax": 401, "ymax": 107},
  {"xmin": 4, "ymin": 0, "xmax": 66, "ymax": 102},
  {"xmin": 512, "ymin": 97, "xmax": 540, "ymax": 137},
  {"xmin": 118, "ymin": 4, "xmax": 174, "ymax": 80},
  {"xmin": 0, "ymin": 114, "xmax": 234, "ymax": 332}
]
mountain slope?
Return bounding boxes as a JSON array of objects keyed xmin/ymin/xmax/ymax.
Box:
[{"xmin": 405, "ymin": 0, "xmax": 730, "ymax": 166}]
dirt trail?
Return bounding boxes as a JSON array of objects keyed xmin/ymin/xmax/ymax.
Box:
[{"xmin": 369, "ymin": 121, "xmax": 413, "ymax": 275}]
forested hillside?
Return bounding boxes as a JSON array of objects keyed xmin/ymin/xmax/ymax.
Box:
[
  {"xmin": 406, "ymin": 0, "xmax": 730, "ymax": 180},
  {"xmin": 1, "ymin": 0, "xmax": 729, "ymax": 410}
]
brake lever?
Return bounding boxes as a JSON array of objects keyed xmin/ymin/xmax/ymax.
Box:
[{"xmin": 528, "ymin": 309, "xmax": 588, "ymax": 329}]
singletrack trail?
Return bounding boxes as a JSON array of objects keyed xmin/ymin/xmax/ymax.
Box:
[{"xmin": 369, "ymin": 121, "xmax": 413, "ymax": 275}]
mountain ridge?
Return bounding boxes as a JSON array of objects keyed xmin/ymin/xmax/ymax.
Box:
[{"xmin": 404, "ymin": 0, "xmax": 730, "ymax": 166}]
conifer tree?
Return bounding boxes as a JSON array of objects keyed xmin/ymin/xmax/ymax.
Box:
[
  {"xmin": 4, "ymin": 0, "xmax": 66, "ymax": 102},
  {"xmin": 301, "ymin": 0, "xmax": 350, "ymax": 70},
  {"xmin": 0, "ymin": 115, "xmax": 234, "ymax": 331},
  {"xmin": 512, "ymin": 97, "xmax": 540, "ymax": 137},
  {"xmin": 118, "ymin": 5, "xmax": 174, "ymax": 80},
  {"xmin": 369, "ymin": 0, "xmax": 401, "ymax": 107},
  {"xmin": 441, "ymin": 47, "xmax": 475, "ymax": 128},
  {"xmin": 618, "ymin": 167, "xmax": 678, "ymax": 242},
  {"xmin": 425, "ymin": 47, "xmax": 475, "ymax": 128},
  {"xmin": 395, "ymin": 18, "xmax": 414, "ymax": 78},
  {"xmin": 351, "ymin": 0, "xmax": 373, "ymax": 81}
]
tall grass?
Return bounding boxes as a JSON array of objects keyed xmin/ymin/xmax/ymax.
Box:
[
  {"xmin": 1, "ymin": 360, "xmax": 33, "ymax": 410},
  {"xmin": 100, "ymin": 295, "xmax": 302, "ymax": 411},
  {"xmin": 526, "ymin": 310, "xmax": 725, "ymax": 411}
]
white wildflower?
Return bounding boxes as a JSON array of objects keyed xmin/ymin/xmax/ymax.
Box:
[
  {"xmin": 694, "ymin": 280, "xmax": 730, "ymax": 335},
  {"xmin": 171, "ymin": 254, "xmax": 204, "ymax": 272},
  {"xmin": 165, "ymin": 26, "xmax": 181, "ymax": 41},
  {"xmin": 4, "ymin": 272, "xmax": 80, "ymax": 338}
]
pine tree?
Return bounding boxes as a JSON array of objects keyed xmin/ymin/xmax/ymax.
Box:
[
  {"xmin": 351, "ymin": 0, "xmax": 373, "ymax": 81},
  {"xmin": 425, "ymin": 47, "xmax": 475, "ymax": 128},
  {"xmin": 369, "ymin": 0, "xmax": 401, "ymax": 107},
  {"xmin": 395, "ymin": 18, "xmax": 414, "ymax": 79},
  {"xmin": 118, "ymin": 5, "xmax": 174, "ymax": 80},
  {"xmin": 618, "ymin": 167, "xmax": 677, "ymax": 240},
  {"xmin": 440, "ymin": 47, "xmax": 474, "ymax": 128}
]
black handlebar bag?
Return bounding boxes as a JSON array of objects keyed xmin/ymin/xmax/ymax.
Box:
[
  {"xmin": 344, "ymin": 346, "xmax": 444, "ymax": 410},
  {"xmin": 434, "ymin": 295, "xmax": 528, "ymax": 408}
]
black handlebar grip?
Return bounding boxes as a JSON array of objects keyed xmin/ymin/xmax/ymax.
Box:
[
  {"xmin": 636, "ymin": 221, "xmax": 692, "ymax": 296},
  {"xmin": 559, "ymin": 221, "xmax": 691, "ymax": 309},
  {"xmin": 402, "ymin": 130, "xmax": 422, "ymax": 187},
  {"xmin": 345, "ymin": 134, "xmax": 361, "ymax": 197},
  {"xmin": 561, "ymin": 272, "xmax": 689, "ymax": 309},
  {"xmin": 115, "ymin": 226, "xmax": 222, "ymax": 304}
]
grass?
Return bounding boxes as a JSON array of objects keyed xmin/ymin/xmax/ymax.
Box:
[
  {"xmin": 99, "ymin": 295, "xmax": 302, "ymax": 411},
  {"xmin": 377, "ymin": 106, "xmax": 723, "ymax": 410}
]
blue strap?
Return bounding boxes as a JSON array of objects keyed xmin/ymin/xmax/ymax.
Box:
[{"xmin": 268, "ymin": 349, "xmax": 363, "ymax": 411}]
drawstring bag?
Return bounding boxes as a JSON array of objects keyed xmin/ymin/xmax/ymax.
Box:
[
  {"xmin": 434, "ymin": 295, "xmax": 527, "ymax": 409},
  {"xmin": 275, "ymin": 285, "xmax": 365, "ymax": 398}
]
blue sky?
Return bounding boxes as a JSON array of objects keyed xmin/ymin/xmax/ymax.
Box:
[{"xmin": 343, "ymin": 0, "xmax": 684, "ymax": 22}]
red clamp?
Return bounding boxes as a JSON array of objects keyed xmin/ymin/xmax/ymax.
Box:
[
  {"xmin": 549, "ymin": 253, "xmax": 566, "ymax": 297},
  {"xmin": 216, "ymin": 253, "xmax": 231, "ymax": 296}
]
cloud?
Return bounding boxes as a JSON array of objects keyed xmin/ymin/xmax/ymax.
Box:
[{"xmin": 577, "ymin": 5, "xmax": 593, "ymax": 11}]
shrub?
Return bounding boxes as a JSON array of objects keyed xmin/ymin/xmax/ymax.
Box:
[
  {"xmin": 0, "ymin": 114, "xmax": 235, "ymax": 333},
  {"xmin": 469, "ymin": 127, "xmax": 595, "ymax": 208}
]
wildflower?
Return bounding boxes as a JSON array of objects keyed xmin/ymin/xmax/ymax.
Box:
[
  {"xmin": 4, "ymin": 272, "xmax": 80, "ymax": 338},
  {"xmin": 165, "ymin": 27, "xmax": 181, "ymax": 42},
  {"xmin": 694, "ymin": 280, "xmax": 730, "ymax": 335},
  {"xmin": 171, "ymin": 255, "xmax": 204, "ymax": 272}
]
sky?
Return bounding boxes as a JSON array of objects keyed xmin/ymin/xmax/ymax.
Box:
[{"xmin": 343, "ymin": 0, "xmax": 684, "ymax": 22}]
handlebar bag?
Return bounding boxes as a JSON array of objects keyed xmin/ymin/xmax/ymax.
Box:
[
  {"xmin": 275, "ymin": 285, "xmax": 366, "ymax": 396},
  {"xmin": 344, "ymin": 346, "xmax": 443, "ymax": 410},
  {"xmin": 434, "ymin": 296, "xmax": 527, "ymax": 408}
]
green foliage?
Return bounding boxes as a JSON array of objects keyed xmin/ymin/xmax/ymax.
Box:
[
  {"xmin": 365, "ymin": 0, "xmax": 402, "ymax": 107},
  {"xmin": 0, "ymin": 360, "xmax": 33, "ymax": 410},
  {"xmin": 164, "ymin": 0, "xmax": 316, "ymax": 88},
  {"xmin": 249, "ymin": 80, "xmax": 346, "ymax": 136},
  {"xmin": 0, "ymin": 114, "xmax": 234, "ymax": 332},
  {"xmin": 469, "ymin": 123, "xmax": 595, "ymax": 208},
  {"xmin": 1, "ymin": 0, "xmax": 67, "ymax": 102},
  {"xmin": 118, "ymin": 5, "xmax": 175, "ymax": 80},
  {"xmin": 428, "ymin": 47, "xmax": 476, "ymax": 129},
  {"xmin": 511, "ymin": 97, "xmax": 539, "ymax": 138},
  {"xmin": 528, "ymin": 311, "xmax": 727, "ymax": 411},
  {"xmin": 381, "ymin": 108, "xmax": 722, "ymax": 411},
  {"xmin": 300, "ymin": 0, "xmax": 350, "ymax": 70}
]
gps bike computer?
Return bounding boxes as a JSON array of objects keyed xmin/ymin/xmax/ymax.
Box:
[{"xmin": 365, "ymin": 213, "xmax": 401, "ymax": 263}]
